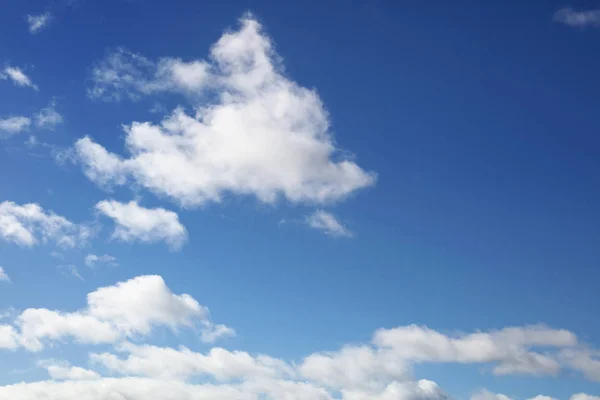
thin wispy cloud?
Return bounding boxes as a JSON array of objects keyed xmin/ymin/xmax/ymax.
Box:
[
  {"xmin": 554, "ymin": 7, "xmax": 600, "ymax": 28},
  {"xmin": 27, "ymin": 12, "xmax": 52, "ymax": 34},
  {"xmin": 57, "ymin": 264, "xmax": 84, "ymax": 280},
  {"xmin": 0, "ymin": 66, "xmax": 38, "ymax": 90},
  {"xmin": 306, "ymin": 210, "xmax": 353, "ymax": 237}
]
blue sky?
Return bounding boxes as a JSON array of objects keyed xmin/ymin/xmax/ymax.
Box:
[{"xmin": 0, "ymin": 0, "xmax": 599, "ymax": 399}]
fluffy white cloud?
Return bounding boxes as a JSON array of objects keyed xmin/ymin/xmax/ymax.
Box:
[
  {"xmin": 78, "ymin": 17, "xmax": 375, "ymax": 207},
  {"xmin": 554, "ymin": 7, "xmax": 600, "ymax": 28},
  {"xmin": 38, "ymin": 360, "xmax": 100, "ymax": 381},
  {"xmin": 300, "ymin": 345, "xmax": 409, "ymax": 392},
  {"xmin": 372, "ymin": 324, "xmax": 575, "ymax": 376},
  {"xmin": 86, "ymin": 275, "xmax": 205, "ymax": 335},
  {"xmin": 0, "ymin": 66, "xmax": 38, "ymax": 90},
  {"xmin": 527, "ymin": 396, "xmax": 557, "ymax": 400},
  {"xmin": 0, "ymin": 201, "xmax": 90, "ymax": 247},
  {"xmin": 90, "ymin": 342, "xmax": 291, "ymax": 381},
  {"xmin": 342, "ymin": 380, "xmax": 447, "ymax": 400},
  {"xmin": 5, "ymin": 275, "xmax": 227, "ymax": 351},
  {"xmin": 27, "ymin": 12, "xmax": 52, "ymax": 34},
  {"xmin": 34, "ymin": 101, "xmax": 63, "ymax": 129},
  {"xmin": 0, "ymin": 267, "xmax": 10, "ymax": 283},
  {"xmin": 0, "ymin": 116, "xmax": 31, "ymax": 137},
  {"xmin": 306, "ymin": 210, "xmax": 353, "ymax": 237},
  {"xmin": 0, "ymin": 324, "xmax": 18, "ymax": 349},
  {"xmin": 84, "ymin": 253, "xmax": 118, "ymax": 268},
  {"xmin": 95, "ymin": 200, "xmax": 187, "ymax": 250}
]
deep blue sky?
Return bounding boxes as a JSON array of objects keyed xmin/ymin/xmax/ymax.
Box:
[{"xmin": 0, "ymin": 1, "xmax": 599, "ymax": 399}]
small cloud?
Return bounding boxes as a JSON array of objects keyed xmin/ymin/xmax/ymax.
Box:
[
  {"xmin": 35, "ymin": 101, "xmax": 63, "ymax": 129},
  {"xmin": 0, "ymin": 66, "xmax": 38, "ymax": 90},
  {"xmin": 27, "ymin": 13, "xmax": 52, "ymax": 34},
  {"xmin": 0, "ymin": 267, "xmax": 11, "ymax": 283},
  {"xmin": 200, "ymin": 321, "xmax": 236, "ymax": 343},
  {"xmin": 149, "ymin": 102, "xmax": 166, "ymax": 114},
  {"xmin": 306, "ymin": 210, "xmax": 353, "ymax": 238},
  {"xmin": 85, "ymin": 254, "xmax": 118, "ymax": 268},
  {"xmin": 554, "ymin": 7, "xmax": 600, "ymax": 28},
  {"xmin": 0, "ymin": 116, "xmax": 31, "ymax": 138},
  {"xmin": 57, "ymin": 265, "xmax": 83, "ymax": 280},
  {"xmin": 95, "ymin": 200, "xmax": 187, "ymax": 250},
  {"xmin": 50, "ymin": 251, "xmax": 65, "ymax": 260}
]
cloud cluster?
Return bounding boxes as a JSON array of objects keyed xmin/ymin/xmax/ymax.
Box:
[
  {"xmin": 0, "ymin": 273, "xmax": 599, "ymax": 399},
  {"xmin": 0, "ymin": 102, "xmax": 63, "ymax": 139},
  {"xmin": 78, "ymin": 17, "xmax": 375, "ymax": 208},
  {"xmin": 0, "ymin": 201, "xmax": 90, "ymax": 248}
]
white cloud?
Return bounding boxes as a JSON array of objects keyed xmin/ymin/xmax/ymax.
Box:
[
  {"xmin": 554, "ymin": 7, "xmax": 600, "ymax": 28},
  {"xmin": 571, "ymin": 395, "xmax": 600, "ymax": 400},
  {"xmin": 471, "ymin": 390, "xmax": 512, "ymax": 400},
  {"xmin": 0, "ymin": 116, "xmax": 31, "ymax": 138},
  {"xmin": 8, "ymin": 275, "xmax": 224, "ymax": 351},
  {"xmin": 560, "ymin": 348, "xmax": 600, "ymax": 381},
  {"xmin": 78, "ymin": 17, "xmax": 375, "ymax": 207},
  {"xmin": 0, "ymin": 324, "xmax": 19, "ymax": 349},
  {"xmin": 34, "ymin": 101, "xmax": 63, "ymax": 129},
  {"xmin": 300, "ymin": 345, "xmax": 410, "ymax": 392},
  {"xmin": 372, "ymin": 324, "xmax": 575, "ymax": 376},
  {"xmin": 0, "ymin": 267, "xmax": 10, "ymax": 283},
  {"xmin": 90, "ymin": 342, "xmax": 290, "ymax": 381},
  {"xmin": 527, "ymin": 396, "xmax": 557, "ymax": 400},
  {"xmin": 0, "ymin": 303, "xmax": 598, "ymax": 400},
  {"xmin": 0, "ymin": 66, "xmax": 38, "ymax": 90},
  {"xmin": 27, "ymin": 12, "xmax": 52, "ymax": 34},
  {"xmin": 88, "ymin": 49, "xmax": 209, "ymax": 101},
  {"xmin": 342, "ymin": 380, "xmax": 447, "ymax": 400},
  {"xmin": 306, "ymin": 210, "xmax": 353, "ymax": 237},
  {"xmin": 95, "ymin": 200, "xmax": 187, "ymax": 250},
  {"xmin": 200, "ymin": 322, "xmax": 236, "ymax": 343},
  {"xmin": 38, "ymin": 360, "xmax": 100, "ymax": 381},
  {"xmin": 0, "ymin": 201, "xmax": 90, "ymax": 248},
  {"xmin": 84, "ymin": 253, "xmax": 118, "ymax": 268}
]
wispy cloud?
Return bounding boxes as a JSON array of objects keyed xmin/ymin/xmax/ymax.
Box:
[
  {"xmin": 27, "ymin": 13, "xmax": 52, "ymax": 34},
  {"xmin": 0, "ymin": 66, "xmax": 38, "ymax": 90},
  {"xmin": 34, "ymin": 101, "xmax": 63, "ymax": 129},
  {"xmin": 57, "ymin": 265, "xmax": 84, "ymax": 281},
  {"xmin": 306, "ymin": 210, "xmax": 353, "ymax": 237},
  {"xmin": 554, "ymin": 7, "xmax": 600, "ymax": 28},
  {"xmin": 85, "ymin": 254, "xmax": 118, "ymax": 268},
  {"xmin": 0, "ymin": 117, "xmax": 31, "ymax": 138}
]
